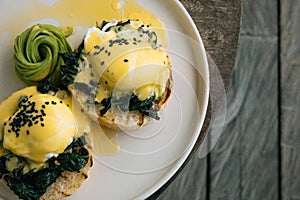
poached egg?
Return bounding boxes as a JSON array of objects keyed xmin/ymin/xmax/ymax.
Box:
[
  {"xmin": 77, "ymin": 20, "xmax": 171, "ymax": 101},
  {"xmin": 0, "ymin": 87, "xmax": 76, "ymax": 163}
]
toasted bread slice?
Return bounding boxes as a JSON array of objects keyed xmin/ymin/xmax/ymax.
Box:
[
  {"xmin": 97, "ymin": 78, "xmax": 173, "ymax": 130},
  {"xmin": 68, "ymin": 19, "xmax": 173, "ymax": 131},
  {"xmin": 70, "ymin": 74, "xmax": 172, "ymax": 131},
  {"xmin": 40, "ymin": 152, "xmax": 93, "ymax": 200}
]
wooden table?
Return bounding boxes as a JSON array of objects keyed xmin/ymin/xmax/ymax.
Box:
[
  {"xmin": 148, "ymin": 0, "xmax": 241, "ymax": 199},
  {"xmin": 151, "ymin": 0, "xmax": 300, "ymax": 199}
]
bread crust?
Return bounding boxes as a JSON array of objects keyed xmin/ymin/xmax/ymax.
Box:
[
  {"xmin": 40, "ymin": 152, "xmax": 93, "ymax": 200},
  {"xmin": 70, "ymin": 20, "xmax": 173, "ymax": 131},
  {"xmin": 97, "ymin": 78, "xmax": 173, "ymax": 131},
  {"xmin": 71, "ymin": 59, "xmax": 173, "ymax": 131}
]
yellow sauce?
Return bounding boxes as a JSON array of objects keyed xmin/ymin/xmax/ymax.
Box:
[
  {"xmin": 0, "ymin": 0, "xmax": 167, "ymax": 157},
  {"xmin": 90, "ymin": 122, "xmax": 119, "ymax": 156},
  {"xmin": 0, "ymin": 0, "xmax": 166, "ymax": 48},
  {"xmin": 0, "ymin": 86, "xmax": 39, "ymax": 141},
  {"xmin": 3, "ymin": 94, "xmax": 76, "ymax": 163},
  {"xmin": 82, "ymin": 20, "xmax": 170, "ymax": 101}
]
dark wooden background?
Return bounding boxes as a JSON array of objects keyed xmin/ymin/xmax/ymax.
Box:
[{"xmin": 154, "ymin": 0, "xmax": 300, "ymax": 199}]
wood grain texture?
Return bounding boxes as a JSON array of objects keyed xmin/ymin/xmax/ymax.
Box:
[
  {"xmin": 179, "ymin": 0, "xmax": 241, "ymax": 89},
  {"xmin": 157, "ymin": 157, "xmax": 207, "ymax": 200},
  {"xmin": 281, "ymin": 0, "xmax": 300, "ymax": 199},
  {"xmin": 210, "ymin": 35, "xmax": 279, "ymax": 200},
  {"xmin": 241, "ymin": 0, "xmax": 278, "ymax": 35},
  {"xmin": 209, "ymin": 0, "xmax": 279, "ymax": 199},
  {"xmin": 152, "ymin": 0, "xmax": 241, "ymax": 199},
  {"xmin": 154, "ymin": 0, "xmax": 300, "ymax": 199}
]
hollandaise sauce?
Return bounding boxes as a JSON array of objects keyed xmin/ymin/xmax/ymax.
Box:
[
  {"xmin": 0, "ymin": 87, "xmax": 76, "ymax": 163},
  {"xmin": 0, "ymin": 87, "xmax": 90, "ymax": 199},
  {"xmin": 3, "ymin": 94, "xmax": 76, "ymax": 163},
  {"xmin": 0, "ymin": 0, "xmax": 167, "ymax": 48},
  {"xmin": 81, "ymin": 20, "xmax": 171, "ymax": 101},
  {"xmin": 0, "ymin": 0, "xmax": 169, "ymax": 156}
]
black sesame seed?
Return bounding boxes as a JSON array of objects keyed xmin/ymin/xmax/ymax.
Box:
[
  {"xmin": 124, "ymin": 59, "xmax": 129, "ymax": 63},
  {"xmin": 108, "ymin": 52, "xmax": 111, "ymax": 56},
  {"xmin": 94, "ymin": 45, "xmax": 100, "ymax": 49},
  {"xmin": 34, "ymin": 121, "xmax": 38, "ymax": 124},
  {"xmin": 41, "ymin": 123, "xmax": 45, "ymax": 127},
  {"xmin": 51, "ymin": 101, "xmax": 57, "ymax": 105},
  {"xmin": 45, "ymin": 102, "xmax": 49, "ymax": 105},
  {"xmin": 26, "ymin": 130, "xmax": 30, "ymax": 135},
  {"xmin": 101, "ymin": 61, "xmax": 105, "ymax": 65},
  {"xmin": 93, "ymin": 51, "xmax": 100, "ymax": 56},
  {"xmin": 42, "ymin": 105, "xmax": 46, "ymax": 109},
  {"xmin": 8, "ymin": 130, "xmax": 11, "ymax": 133},
  {"xmin": 105, "ymin": 81, "xmax": 108, "ymax": 85},
  {"xmin": 4, "ymin": 122, "xmax": 6, "ymax": 126},
  {"xmin": 60, "ymin": 101, "xmax": 63, "ymax": 104}
]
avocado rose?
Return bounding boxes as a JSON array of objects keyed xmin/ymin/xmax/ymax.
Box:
[{"xmin": 14, "ymin": 24, "xmax": 73, "ymax": 86}]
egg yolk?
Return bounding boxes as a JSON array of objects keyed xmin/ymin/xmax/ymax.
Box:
[{"xmin": 3, "ymin": 94, "xmax": 76, "ymax": 163}]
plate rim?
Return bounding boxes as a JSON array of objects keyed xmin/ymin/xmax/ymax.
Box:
[
  {"xmin": 0, "ymin": 0, "xmax": 210, "ymax": 199},
  {"xmin": 137, "ymin": 0, "xmax": 210, "ymax": 199}
]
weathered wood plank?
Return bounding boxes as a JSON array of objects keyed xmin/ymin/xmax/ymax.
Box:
[
  {"xmin": 241, "ymin": 0, "xmax": 278, "ymax": 35},
  {"xmin": 209, "ymin": 0, "xmax": 279, "ymax": 198},
  {"xmin": 182, "ymin": 0, "xmax": 241, "ymax": 89},
  {"xmin": 154, "ymin": 0, "xmax": 241, "ymax": 199},
  {"xmin": 157, "ymin": 157, "xmax": 207, "ymax": 200},
  {"xmin": 239, "ymin": 37, "xmax": 279, "ymax": 200},
  {"xmin": 210, "ymin": 35, "xmax": 279, "ymax": 200},
  {"xmin": 281, "ymin": 0, "xmax": 300, "ymax": 199}
]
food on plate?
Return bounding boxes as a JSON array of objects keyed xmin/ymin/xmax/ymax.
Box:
[
  {"xmin": 14, "ymin": 24, "xmax": 73, "ymax": 86},
  {"xmin": 0, "ymin": 86, "xmax": 92, "ymax": 200},
  {"xmin": 62, "ymin": 20, "xmax": 173, "ymax": 130}
]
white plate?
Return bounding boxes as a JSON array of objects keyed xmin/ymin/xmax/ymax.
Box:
[{"xmin": 0, "ymin": 0, "xmax": 209, "ymax": 199}]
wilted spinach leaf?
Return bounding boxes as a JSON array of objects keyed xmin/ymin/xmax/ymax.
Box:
[
  {"xmin": 1, "ymin": 137, "xmax": 89, "ymax": 200},
  {"xmin": 99, "ymin": 94, "xmax": 159, "ymax": 120}
]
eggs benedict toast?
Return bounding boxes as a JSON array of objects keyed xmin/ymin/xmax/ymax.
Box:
[
  {"xmin": 62, "ymin": 20, "xmax": 173, "ymax": 130},
  {"xmin": 0, "ymin": 86, "xmax": 92, "ymax": 200}
]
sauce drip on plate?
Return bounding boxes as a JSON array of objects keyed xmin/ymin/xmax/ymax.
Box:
[
  {"xmin": 0, "ymin": 0, "xmax": 167, "ymax": 48},
  {"xmin": 0, "ymin": 0, "xmax": 167, "ymax": 156}
]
